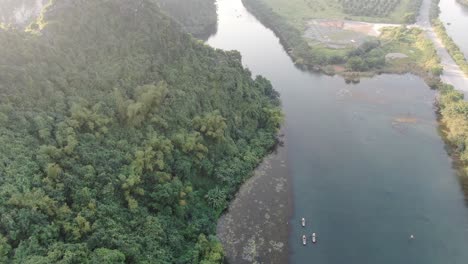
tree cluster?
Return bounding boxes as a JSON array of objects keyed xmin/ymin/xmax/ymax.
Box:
[
  {"xmin": 0, "ymin": 0, "xmax": 282, "ymax": 263},
  {"xmin": 338, "ymin": 0, "xmax": 401, "ymax": 18}
]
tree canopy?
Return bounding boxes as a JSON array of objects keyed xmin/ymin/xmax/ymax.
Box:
[{"xmin": 0, "ymin": 0, "xmax": 282, "ymax": 262}]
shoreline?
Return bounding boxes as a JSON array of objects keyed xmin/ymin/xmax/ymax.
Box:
[
  {"xmin": 241, "ymin": 0, "xmax": 441, "ymax": 86},
  {"xmin": 217, "ymin": 131, "xmax": 292, "ymax": 264}
]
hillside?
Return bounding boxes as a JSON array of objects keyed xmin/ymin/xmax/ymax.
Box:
[
  {"xmin": 0, "ymin": 0, "xmax": 281, "ymax": 263},
  {"xmin": 158, "ymin": 0, "xmax": 217, "ymax": 38},
  {"xmin": 252, "ymin": 0, "xmax": 422, "ymax": 29}
]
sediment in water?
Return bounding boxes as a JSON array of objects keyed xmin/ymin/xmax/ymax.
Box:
[{"xmin": 217, "ymin": 133, "xmax": 292, "ymax": 264}]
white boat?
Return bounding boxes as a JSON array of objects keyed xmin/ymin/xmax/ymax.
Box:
[
  {"xmin": 302, "ymin": 235, "xmax": 307, "ymax": 245},
  {"xmin": 301, "ymin": 217, "xmax": 305, "ymax": 227},
  {"xmin": 312, "ymin": 233, "xmax": 317, "ymax": 243}
]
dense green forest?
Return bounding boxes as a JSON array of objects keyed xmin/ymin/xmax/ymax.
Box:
[
  {"xmin": 157, "ymin": 0, "xmax": 217, "ymax": 38},
  {"xmin": 337, "ymin": 0, "xmax": 422, "ymax": 23},
  {"xmin": 437, "ymin": 84, "xmax": 468, "ymax": 199},
  {"xmin": 242, "ymin": 0, "xmax": 437, "ymax": 78},
  {"xmin": 241, "ymin": 0, "xmax": 319, "ymax": 65},
  {"xmin": 338, "ymin": 0, "xmax": 401, "ymax": 18},
  {"xmin": 0, "ymin": 0, "xmax": 282, "ymax": 263},
  {"xmin": 432, "ymin": 20, "xmax": 468, "ymax": 76}
]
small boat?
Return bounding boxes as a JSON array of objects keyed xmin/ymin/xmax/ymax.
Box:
[
  {"xmin": 312, "ymin": 233, "xmax": 317, "ymax": 243},
  {"xmin": 301, "ymin": 217, "xmax": 305, "ymax": 227},
  {"xmin": 302, "ymin": 235, "xmax": 307, "ymax": 245}
]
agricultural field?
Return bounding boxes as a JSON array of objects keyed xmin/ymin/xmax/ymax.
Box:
[
  {"xmin": 379, "ymin": 26, "xmax": 441, "ymax": 76},
  {"xmin": 303, "ymin": 19, "xmax": 399, "ymax": 49},
  {"xmin": 260, "ymin": 0, "xmax": 421, "ymax": 30},
  {"xmin": 339, "ymin": 0, "xmax": 401, "ymax": 18},
  {"xmin": 242, "ymin": 0, "xmax": 433, "ymax": 75}
]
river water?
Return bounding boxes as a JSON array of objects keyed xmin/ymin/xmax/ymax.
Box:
[
  {"xmin": 208, "ymin": 0, "xmax": 468, "ymax": 263},
  {"xmin": 439, "ymin": 0, "xmax": 468, "ymax": 58}
]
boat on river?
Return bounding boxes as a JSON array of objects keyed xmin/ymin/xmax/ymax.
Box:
[
  {"xmin": 312, "ymin": 233, "xmax": 317, "ymax": 244},
  {"xmin": 302, "ymin": 235, "xmax": 307, "ymax": 245},
  {"xmin": 301, "ymin": 217, "xmax": 305, "ymax": 227}
]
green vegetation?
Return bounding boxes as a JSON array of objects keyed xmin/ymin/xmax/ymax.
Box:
[
  {"xmin": 158, "ymin": 0, "xmax": 217, "ymax": 37},
  {"xmin": 429, "ymin": 0, "xmax": 468, "ymax": 76},
  {"xmin": 338, "ymin": 0, "xmax": 401, "ymax": 18},
  {"xmin": 345, "ymin": 40, "xmax": 386, "ymax": 71},
  {"xmin": 0, "ymin": 0, "xmax": 282, "ymax": 263},
  {"xmin": 432, "ymin": 20, "xmax": 468, "ymax": 75},
  {"xmin": 380, "ymin": 26, "xmax": 442, "ymax": 77},
  {"xmin": 437, "ymin": 84, "xmax": 468, "ymax": 199}
]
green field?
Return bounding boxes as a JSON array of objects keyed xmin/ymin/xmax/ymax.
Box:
[
  {"xmin": 380, "ymin": 27, "xmax": 441, "ymax": 75},
  {"xmin": 260, "ymin": 0, "xmax": 421, "ymax": 30}
]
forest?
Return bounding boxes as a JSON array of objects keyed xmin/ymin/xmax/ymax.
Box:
[
  {"xmin": 337, "ymin": 0, "xmax": 422, "ymax": 23},
  {"xmin": 0, "ymin": 0, "xmax": 282, "ymax": 263},
  {"xmin": 157, "ymin": 0, "xmax": 217, "ymax": 38},
  {"xmin": 437, "ymin": 84, "xmax": 468, "ymax": 199},
  {"xmin": 338, "ymin": 0, "xmax": 401, "ymax": 18}
]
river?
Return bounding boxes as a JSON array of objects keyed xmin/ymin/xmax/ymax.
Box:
[
  {"xmin": 207, "ymin": 0, "xmax": 468, "ymax": 263},
  {"xmin": 439, "ymin": 0, "xmax": 468, "ymax": 58}
]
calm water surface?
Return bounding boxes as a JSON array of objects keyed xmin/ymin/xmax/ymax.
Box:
[
  {"xmin": 439, "ymin": 0, "xmax": 468, "ymax": 57},
  {"xmin": 208, "ymin": 0, "xmax": 468, "ymax": 263}
]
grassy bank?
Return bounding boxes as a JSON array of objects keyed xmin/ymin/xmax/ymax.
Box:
[
  {"xmin": 430, "ymin": 0, "xmax": 468, "ymax": 76},
  {"xmin": 0, "ymin": 0, "xmax": 282, "ymax": 262},
  {"xmin": 437, "ymin": 83, "xmax": 468, "ymax": 201}
]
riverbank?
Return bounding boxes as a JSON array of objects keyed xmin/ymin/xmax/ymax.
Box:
[
  {"xmin": 241, "ymin": 0, "xmax": 440, "ymax": 83},
  {"xmin": 428, "ymin": 0, "xmax": 468, "ymax": 76},
  {"xmin": 217, "ymin": 132, "xmax": 291, "ymax": 264},
  {"xmin": 416, "ymin": 0, "xmax": 468, "ymax": 97}
]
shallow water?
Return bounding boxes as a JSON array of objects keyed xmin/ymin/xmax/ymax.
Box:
[{"xmin": 209, "ymin": 0, "xmax": 468, "ymax": 263}]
